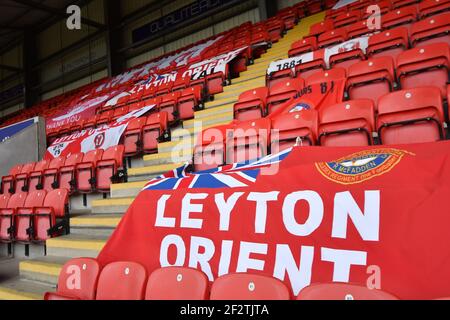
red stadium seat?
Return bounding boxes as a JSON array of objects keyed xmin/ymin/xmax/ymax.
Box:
[
  {"xmin": 28, "ymin": 160, "xmax": 50, "ymax": 192},
  {"xmin": 297, "ymin": 283, "xmax": 399, "ymax": 300},
  {"xmin": 367, "ymin": 26, "xmax": 410, "ymax": 60},
  {"xmin": 96, "ymin": 145, "xmax": 125, "ymax": 193},
  {"xmin": 96, "ymin": 261, "xmax": 147, "ymax": 300},
  {"xmin": 377, "ymin": 87, "xmax": 445, "ymax": 144},
  {"xmin": 178, "ymin": 85, "xmax": 204, "ymax": 120},
  {"xmin": 0, "ymin": 194, "xmax": 10, "ymax": 209},
  {"xmin": 267, "ymin": 78, "xmax": 305, "ymax": 115},
  {"xmin": 271, "ymin": 109, "xmax": 319, "ymax": 151},
  {"xmin": 233, "ymin": 87, "xmax": 268, "ymax": 121},
  {"xmin": 13, "ymin": 162, "xmax": 35, "ymax": 193},
  {"xmin": 33, "ymin": 189, "xmax": 69, "ymax": 241},
  {"xmin": 419, "ymin": 0, "xmax": 450, "ymax": 17},
  {"xmin": 347, "ymin": 20, "xmax": 374, "ymax": 39},
  {"xmin": 381, "ymin": 5, "xmax": 418, "ymax": 30},
  {"xmin": 159, "ymin": 91, "xmax": 181, "ymax": 123},
  {"xmin": 155, "ymin": 82, "xmax": 173, "ymax": 97},
  {"xmin": 145, "ymin": 267, "xmax": 209, "ymax": 300},
  {"xmin": 329, "ymin": 44, "xmax": 366, "ymax": 70},
  {"xmin": 309, "ymin": 20, "xmax": 334, "ymax": 37},
  {"xmin": 288, "ymin": 37, "xmax": 317, "ymax": 57},
  {"xmin": 58, "ymin": 153, "xmax": 83, "ymax": 193},
  {"xmin": 142, "ymin": 112, "xmax": 169, "ymax": 154},
  {"xmin": 334, "ymin": 11, "xmax": 361, "ymax": 28},
  {"xmin": 1, "ymin": 164, "xmax": 22, "ymax": 194},
  {"xmin": 305, "ymin": 67, "xmax": 347, "ymax": 86},
  {"xmin": 123, "ymin": 117, "xmax": 146, "ymax": 157},
  {"xmin": 392, "ymin": 0, "xmax": 420, "ymax": 9},
  {"xmin": 396, "ymin": 43, "xmax": 450, "ymax": 97},
  {"xmin": 42, "ymin": 157, "xmax": 66, "ymax": 192},
  {"xmin": 210, "ymin": 273, "xmax": 290, "ymax": 300},
  {"xmin": 295, "ymin": 58, "xmax": 327, "ymax": 80},
  {"xmin": 193, "ymin": 124, "xmax": 228, "ymax": 172},
  {"xmin": 96, "ymin": 110, "xmax": 114, "ymax": 127},
  {"xmin": 318, "ymin": 28, "xmax": 348, "ymax": 48},
  {"xmin": 267, "ymin": 68, "xmax": 295, "ymax": 89},
  {"xmin": 410, "ymin": 12, "xmax": 450, "ymax": 47},
  {"xmin": 205, "ymin": 70, "xmax": 227, "ymax": 95},
  {"xmin": 319, "ymin": 99, "xmax": 376, "ymax": 146},
  {"xmin": 76, "ymin": 149, "xmax": 104, "ymax": 193},
  {"xmin": 346, "ymin": 56, "xmax": 395, "ymax": 108},
  {"xmin": 226, "ymin": 118, "xmax": 270, "ymax": 164},
  {"xmin": 44, "ymin": 258, "xmax": 100, "ymax": 300},
  {"xmin": 15, "ymin": 190, "xmax": 46, "ymax": 243},
  {"xmin": 0, "ymin": 193, "xmax": 26, "ymax": 242}
]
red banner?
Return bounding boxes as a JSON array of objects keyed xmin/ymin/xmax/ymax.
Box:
[{"xmin": 98, "ymin": 141, "xmax": 450, "ymax": 299}]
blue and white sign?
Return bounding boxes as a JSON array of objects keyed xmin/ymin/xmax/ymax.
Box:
[{"xmin": 0, "ymin": 117, "xmax": 37, "ymax": 143}]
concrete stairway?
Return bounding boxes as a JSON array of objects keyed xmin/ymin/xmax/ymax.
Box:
[{"xmin": 0, "ymin": 12, "xmax": 325, "ymax": 300}]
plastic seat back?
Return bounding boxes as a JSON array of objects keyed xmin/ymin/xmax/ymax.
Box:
[
  {"xmin": 234, "ymin": 87, "xmax": 269, "ymax": 121},
  {"xmin": 96, "ymin": 145, "xmax": 125, "ymax": 192},
  {"xmin": 16, "ymin": 190, "xmax": 46, "ymax": 242},
  {"xmin": 297, "ymin": 283, "xmax": 399, "ymax": 300},
  {"xmin": 193, "ymin": 124, "xmax": 228, "ymax": 172},
  {"xmin": 319, "ymin": 99, "xmax": 375, "ymax": 146},
  {"xmin": 381, "ymin": 5, "xmax": 418, "ymax": 29},
  {"xmin": 367, "ymin": 26, "xmax": 409, "ymax": 60},
  {"xmin": 96, "ymin": 261, "xmax": 147, "ymax": 300},
  {"xmin": 34, "ymin": 189, "xmax": 69, "ymax": 241},
  {"xmin": 411, "ymin": 12, "xmax": 450, "ymax": 47},
  {"xmin": 377, "ymin": 86, "xmax": 444, "ymax": 144},
  {"xmin": 145, "ymin": 267, "xmax": 209, "ymax": 300},
  {"xmin": 44, "ymin": 258, "xmax": 100, "ymax": 300},
  {"xmin": 210, "ymin": 273, "xmax": 290, "ymax": 300}
]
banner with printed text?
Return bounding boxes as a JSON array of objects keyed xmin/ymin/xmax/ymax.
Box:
[
  {"xmin": 98, "ymin": 141, "xmax": 450, "ymax": 299},
  {"xmin": 44, "ymin": 104, "xmax": 155, "ymax": 159}
]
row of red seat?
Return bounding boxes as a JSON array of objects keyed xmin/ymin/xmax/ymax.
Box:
[
  {"xmin": 44, "ymin": 259, "xmax": 403, "ymax": 300},
  {"xmin": 0, "ymin": 189, "xmax": 69, "ymax": 243},
  {"xmin": 0, "ymin": 145, "xmax": 125, "ymax": 196},
  {"xmin": 195, "ymin": 86, "xmax": 446, "ymax": 171}
]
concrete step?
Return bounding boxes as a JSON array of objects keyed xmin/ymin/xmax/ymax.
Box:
[
  {"xmin": 46, "ymin": 233, "xmax": 108, "ymax": 258},
  {"xmin": 143, "ymin": 151, "xmax": 191, "ymax": 166},
  {"xmin": 91, "ymin": 197, "xmax": 134, "ymax": 215},
  {"xmin": 19, "ymin": 256, "xmax": 69, "ymax": 286},
  {"xmin": 0, "ymin": 278, "xmax": 52, "ymax": 300},
  {"xmin": 204, "ymin": 96, "xmax": 236, "ymax": 109},
  {"xmin": 127, "ymin": 162, "xmax": 183, "ymax": 181},
  {"xmin": 70, "ymin": 213, "xmax": 121, "ymax": 237},
  {"xmin": 184, "ymin": 113, "xmax": 233, "ymax": 130},
  {"xmin": 158, "ymin": 139, "xmax": 193, "ymax": 155},
  {"xmin": 194, "ymin": 103, "xmax": 233, "ymax": 119},
  {"xmin": 111, "ymin": 181, "xmax": 147, "ymax": 198}
]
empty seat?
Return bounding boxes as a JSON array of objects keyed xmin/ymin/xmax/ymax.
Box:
[
  {"xmin": 96, "ymin": 145, "xmax": 125, "ymax": 193},
  {"xmin": 334, "ymin": 11, "xmax": 361, "ymax": 28},
  {"xmin": 381, "ymin": 5, "xmax": 418, "ymax": 30},
  {"xmin": 1, "ymin": 164, "xmax": 22, "ymax": 194},
  {"xmin": 233, "ymin": 87, "xmax": 268, "ymax": 121},
  {"xmin": 15, "ymin": 190, "xmax": 46, "ymax": 243},
  {"xmin": 76, "ymin": 149, "xmax": 104, "ymax": 193},
  {"xmin": 123, "ymin": 117, "xmax": 147, "ymax": 157},
  {"xmin": 28, "ymin": 160, "xmax": 50, "ymax": 192},
  {"xmin": 178, "ymin": 85, "xmax": 204, "ymax": 120},
  {"xmin": 410, "ymin": 12, "xmax": 450, "ymax": 47},
  {"xmin": 319, "ymin": 99, "xmax": 376, "ymax": 146},
  {"xmin": 96, "ymin": 261, "xmax": 147, "ymax": 300},
  {"xmin": 367, "ymin": 26, "xmax": 409, "ymax": 60},
  {"xmin": 309, "ymin": 20, "xmax": 334, "ymax": 37},
  {"xmin": 305, "ymin": 67, "xmax": 346, "ymax": 86},
  {"xmin": 33, "ymin": 189, "xmax": 69, "ymax": 241},
  {"xmin": 193, "ymin": 124, "xmax": 229, "ymax": 172},
  {"xmin": 347, "ymin": 20, "xmax": 374, "ymax": 39},
  {"xmin": 42, "ymin": 157, "xmax": 66, "ymax": 192},
  {"xmin": 159, "ymin": 92, "xmax": 181, "ymax": 123},
  {"xmin": 96, "ymin": 110, "xmax": 114, "ymax": 127},
  {"xmin": 318, "ymin": 28, "xmax": 348, "ymax": 48},
  {"xmin": 142, "ymin": 112, "xmax": 169, "ymax": 154},
  {"xmin": 267, "ymin": 78, "xmax": 305, "ymax": 115},
  {"xmin": 0, "ymin": 193, "xmax": 26, "ymax": 242},
  {"xmin": 295, "ymin": 57, "xmax": 327, "ymax": 80},
  {"xmin": 44, "ymin": 258, "xmax": 100, "ymax": 300},
  {"xmin": 396, "ymin": 43, "xmax": 450, "ymax": 97},
  {"xmin": 392, "ymin": 0, "xmax": 420, "ymax": 9},
  {"xmin": 205, "ymin": 70, "xmax": 227, "ymax": 95},
  {"xmin": 419, "ymin": 0, "xmax": 450, "ymax": 17},
  {"xmin": 210, "ymin": 273, "xmax": 290, "ymax": 300},
  {"xmin": 58, "ymin": 153, "xmax": 83, "ymax": 193},
  {"xmin": 145, "ymin": 267, "xmax": 209, "ymax": 300},
  {"xmin": 13, "ymin": 163, "xmax": 35, "ymax": 193},
  {"xmin": 288, "ymin": 37, "xmax": 317, "ymax": 58},
  {"xmin": 271, "ymin": 109, "xmax": 319, "ymax": 151},
  {"xmin": 226, "ymin": 118, "xmax": 270, "ymax": 164},
  {"xmin": 267, "ymin": 68, "xmax": 295, "ymax": 89},
  {"xmin": 297, "ymin": 283, "xmax": 399, "ymax": 300},
  {"xmin": 0, "ymin": 194, "xmax": 10, "ymax": 209},
  {"xmin": 377, "ymin": 86, "xmax": 445, "ymax": 144},
  {"xmin": 346, "ymin": 56, "xmax": 395, "ymax": 108}
]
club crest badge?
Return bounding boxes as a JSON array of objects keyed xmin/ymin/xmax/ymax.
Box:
[{"xmin": 315, "ymin": 148, "xmax": 414, "ymax": 185}]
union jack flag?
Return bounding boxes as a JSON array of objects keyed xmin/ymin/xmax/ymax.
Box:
[{"xmin": 142, "ymin": 147, "xmax": 293, "ymax": 191}]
